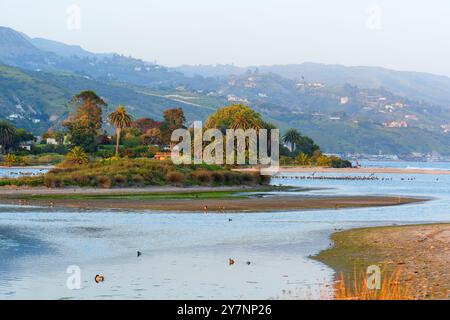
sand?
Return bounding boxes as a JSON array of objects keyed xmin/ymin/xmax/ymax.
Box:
[
  {"xmin": 0, "ymin": 185, "xmax": 424, "ymax": 212},
  {"xmin": 316, "ymin": 224, "xmax": 450, "ymax": 299}
]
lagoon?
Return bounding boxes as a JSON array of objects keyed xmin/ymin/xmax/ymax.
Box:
[{"xmin": 0, "ymin": 161, "xmax": 449, "ymax": 299}]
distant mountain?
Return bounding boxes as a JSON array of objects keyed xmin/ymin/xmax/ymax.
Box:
[
  {"xmin": 0, "ymin": 63, "xmax": 220, "ymax": 134},
  {"xmin": 29, "ymin": 37, "xmax": 113, "ymax": 59},
  {"xmin": 0, "ymin": 27, "xmax": 43, "ymax": 61},
  {"xmin": 0, "ymin": 26, "xmax": 200, "ymax": 90},
  {"xmin": 175, "ymin": 63, "xmax": 450, "ymax": 108}
]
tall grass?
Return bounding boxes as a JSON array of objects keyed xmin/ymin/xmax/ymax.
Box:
[{"xmin": 332, "ymin": 269, "xmax": 428, "ymax": 300}]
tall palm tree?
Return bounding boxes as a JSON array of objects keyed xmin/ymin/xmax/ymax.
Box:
[
  {"xmin": 0, "ymin": 121, "xmax": 16, "ymax": 154},
  {"xmin": 283, "ymin": 128, "xmax": 302, "ymax": 152},
  {"xmin": 108, "ymin": 106, "xmax": 133, "ymax": 157}
]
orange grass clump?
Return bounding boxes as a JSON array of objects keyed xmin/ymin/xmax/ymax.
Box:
[{"xmin": 332, "ymin": 268, "xmax": 429, "ymax": 300}]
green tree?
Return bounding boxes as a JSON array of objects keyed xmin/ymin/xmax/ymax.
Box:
[
  {"xmin": 64, "ymin": 91, "xmax": 107, "ymax": 152},
  {"xmin": 141, "ymin": 128, "xmax": 162, "ymax": 146},
  {"xmin": 160, "ymin": 108, "xmax": 186, "ymax": 144},
  {"xmin": 296, "ymin": 136, "xmax": 320, "ymax": 157},
  {"xmin": 108, "ymin": 106, "xmax": 133, "ymax": 157},
  {"xmin": 283, "ymin": 129, "xmax": 302, "ymax": 152},
  {"xmin": 205, "ymin": 105, "xmax": 263, "ymax": 132},
  {"xmin": 0, "ymin": 121, "xmax": 16, "ymax": 154}
]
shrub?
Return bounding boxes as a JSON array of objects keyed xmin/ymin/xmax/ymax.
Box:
[
  {"xmin": 191, "ymin": 170, "xmax": 212, "ymax": 185},
  {"xmin": 166, "ymin": 171, "xmax": 185, "ymax": 185},
  {"xmin": 211, "ymin": 171, "xmax": 224, "ymax": 184},
  {"xmin": 44, "ymin": 174, "xmax": 64, "ymax": 188},
  {"xmin": 71, "ymin": 172, "xmax": 90, "ymax": 186},
  {"xmin": 131, "ymin": 174, "xmax": 145, "ymax": 185},
  {"xmin": 241, "ymin": 173, "xmax": 256, "ymax": 185},
  {"xmin": 96, "ymin": 175, "xmax": 112, "ymax": 188},
  {"xmin": 114, "ymin": 174, "xmax": 127, "ymax": 186}
]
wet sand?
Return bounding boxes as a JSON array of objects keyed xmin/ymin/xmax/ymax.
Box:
[
  {"xmin": 0, "ymin": 186, "xmax": 424, "ymax": 212},
  {"xmin": 316, "ymin": 224, "xmax": 450, "ymax": 299}
]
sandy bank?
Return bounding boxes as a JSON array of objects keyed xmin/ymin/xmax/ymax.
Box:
[
  {"xmin": 316, "ymin": 224, "xmax": 450, "ymax": 299},
  {"xmin": 0, "ymin": 185, "xmax": 424, "ymax": 212}
]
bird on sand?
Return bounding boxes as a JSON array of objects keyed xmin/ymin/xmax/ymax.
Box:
[
  {"xmin": 137, "ymin": 251, "xmax": 142, "ymax": 258},
  {"xmin": 229, "ymin": 258, "xmax": 235, "ymax": 266}
]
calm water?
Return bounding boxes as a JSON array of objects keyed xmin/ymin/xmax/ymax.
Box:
[{"xmin": 0, "ymin": 161, "xmax": 449, "ymax": 300}]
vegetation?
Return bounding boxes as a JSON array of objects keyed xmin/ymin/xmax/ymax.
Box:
[
  {"xmin": 64, "ymin": 147, "xmax": 89, "ymax": 166},
  {"xmin": 108, "ymin": 106, "xmax": 133, "ymax": 157},
  {"xmin": 0, "ymin": 90, "xmax": 351, "ymax": 171},
  {"xmin": 64, "ymin": 91, "xmax": 107, "ymax": 152},
  {"xmin": 0, "ymin": 158, "xmax": 269, "ymax": 188}
]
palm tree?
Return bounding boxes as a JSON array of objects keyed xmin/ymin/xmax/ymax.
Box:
[
  {"xmin": 108, "ymin": 106, "xmax": 133, "ymax": 157},
  {"xmin": 230, "ymin": 111, "xmax": 262, "ymax": 131},
  {"xmin": 0, "ymin": 121, "xmax": 16, "ymax": 154},
  {"xmin": 66, "ymin": 147, "xmax": 89, "ymax": 165},
  {"xmin": 283, "ymin": 128, "xmax": 302, "ymax": 152}
]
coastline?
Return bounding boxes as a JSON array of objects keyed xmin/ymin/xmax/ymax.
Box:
[
  {"xmin": 0, "ymin": 185, "xmax": 425, "ymax": 212},
  {"xmin": 315, "ymin": 224, "xmax": 450, "ymax": 299},
  {"xmin": 235, "ymin": 166, "xmax": 450, "ymax": 175}
]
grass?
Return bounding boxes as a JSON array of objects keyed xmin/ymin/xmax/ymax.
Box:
[{"xmin": 331, "ymin": 268, "xmax": 427, "ymax": 300}]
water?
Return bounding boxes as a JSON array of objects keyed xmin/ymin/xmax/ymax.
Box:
[
  {"xmin": 0, "ymin": 167, "xmax": 50, "ymax": 178},
  {"xmin": 0, "ymin": 162, "xmax": 449, "ymax": 299}
]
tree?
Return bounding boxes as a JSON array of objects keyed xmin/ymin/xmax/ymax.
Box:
[
  {"xmin": 64, "ymin": 91, "xmax": 107, "ymax": 152},
  {"xmin": 0, "ymin": 121, "xmax": 16, "ymax": 154},
  {"xmin": 66, "ymin": 147, "xmax": 89, "ymax": 165},
  {"xmin": 141, "ymin": 128, "xmax": 162, "ymax": 145},
  {"xmin": 160, "ymin": 108, "xmax": 186, "ymax": 144},
  {"xmin": 205, "ymin": 105, "xmax": 263, "ymax": 132},
  {"xmin": 108, "ymin": 106, "xmax": 133, "ymax": 157},
  {"xmin": 131, "ymin": 118, "xmax": 162, "ymax": 134},
  {"xmin": 283, "ymin": 129, "xmax": 302, "ymax": 152}
]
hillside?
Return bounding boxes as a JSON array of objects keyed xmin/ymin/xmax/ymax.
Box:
[
  {"xmin": 0, "ymin": 64, "xmax": 222, "ymax": 133},
  {"xmin": 176, "ymin": 63, "xmax": 450, "ymax": 108}
]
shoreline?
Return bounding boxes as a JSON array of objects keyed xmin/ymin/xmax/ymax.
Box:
[
  {"xmin": 315, "ymin": 223, "xmax": 450, "ymax": 299},
  {"xmin": 0, "ymin": 186, "xmax": 425, "ymax": 212},
  {"xmin": 236, "ymin": 166, "xmax": 450, "ymax": 175}
]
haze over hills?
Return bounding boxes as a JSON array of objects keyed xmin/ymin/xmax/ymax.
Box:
[{"xmin": 0, "ymin": 26, "xmax": 449, "ymax": 157}]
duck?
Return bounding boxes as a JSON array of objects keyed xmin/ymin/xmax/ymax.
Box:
[{"xmin": 95, "ymin": 275, "xmax": 105, "ymax": 283}]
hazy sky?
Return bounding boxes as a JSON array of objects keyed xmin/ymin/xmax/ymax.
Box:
[{"xmin": 1, "ymin": 0, "xmax": 450, "ymax": 75}]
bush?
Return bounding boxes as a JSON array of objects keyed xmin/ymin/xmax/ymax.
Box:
[
  {"xmin": 131, "ymin": 174, "xmax": 145, "ymax": 185},
  {"xmin": 211, "ymin": 171, "xmax": 224, "ymax": 184},
  {"xmin": 114, "ymin": 174, "xmax": 127, "ymax": 186},
  {"xmin": 71, "ymin": 172, "xmax": 90, "ymax": 186},
  {"xmin": 44, "ymin": 174, "xmax": 64, "ymax": 188},
  {"xmin": 191, "ymin": 170, "xmax": 212, "ymax": 185},
  {"xmin": 96, "ymin": 175, "xmax": 112, "ymax": 188},
  {"xmin": 166, "ymin": 171, "xmax": 185, "ymax": 185},
  {"xmin": 242, "ymin": 173, "xmax": 257, "ymax": 185}
]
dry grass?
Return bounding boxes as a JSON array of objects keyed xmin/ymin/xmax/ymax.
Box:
[{"xmin": 332, "ymin": 268, "xmax": 428, "ymax": 300}]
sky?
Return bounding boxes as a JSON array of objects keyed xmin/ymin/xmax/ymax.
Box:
[{"xmin": 1, "ymin": 0, "xmax": 450, "ymax": 75}]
